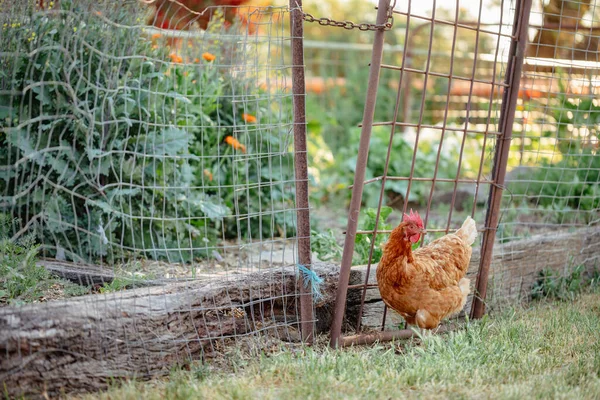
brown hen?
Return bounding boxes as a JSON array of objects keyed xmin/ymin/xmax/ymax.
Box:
[{"xmin": 376, "ymin": 210, "xmax": 477, "ymax": 330}]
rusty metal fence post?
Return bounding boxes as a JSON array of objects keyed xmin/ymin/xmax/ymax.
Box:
[
  {"xmin": 329, "ymin": 0, "xmax": 392, "ymax": 348},
  {"xmin": 471, "ymin": 0, "xmax": 533, "ymax": 319},
  {"xmin": 290, "ymin": 0, "xmax": 314, "ymax": 342}
]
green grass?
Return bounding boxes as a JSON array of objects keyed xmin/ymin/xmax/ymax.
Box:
[
  {"xmin": 80, "ymin": 292, "xmax": 600, "ymax": 400},
  {"xmin": 0, "ymin": 214, "xmax": 90, "ymax": 305}
]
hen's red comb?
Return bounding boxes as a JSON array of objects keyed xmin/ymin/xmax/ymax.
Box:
[{"xmin": 403, "ymin": 209, "xmax": 423, "ymax": 228}]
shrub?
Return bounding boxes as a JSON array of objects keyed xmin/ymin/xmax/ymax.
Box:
[
  {"xmin": 354, "ymin": 206, "xmax": 393, "ymax": 265},
  {"xmin": 310, "ymin": 229, "xmax": 342, "ymax": 262}
]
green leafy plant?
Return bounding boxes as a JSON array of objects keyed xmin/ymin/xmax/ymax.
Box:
[
  {"xmin": 310, "ymin": 229, "xmax": 342, "ymax": 262},
  {"xmin": 353, "ymin": 206, "xmax": 393, "ymax": 265},
  {"xmin": 508, "ymin": 151, "xmax": 600, "ymax": 220},
  {"xmin": 194, "ymin": 94, "xmax": 296, "ymax": 240},
  {"xmin": 552, "ymin": 79, "xmax": 600, "ymax": 156},
  {"xmin": 99, "ymin": 277, "xmax": 139, "ymax": 293},
  {"xmin": 99, "ymin": 259, "xmax": 154, "ymax": 293},
  {"xmin": 0, "ymin": 215, "xmax": 43, "ymax": 304},
  {"xmin": 308, "ymin": 125, "xmax": 462, "ymax": 210},
  {"xmin": 0, "ymin": 214, "xmax": 88, "ymax": 305},
  {"xmin": 508, "ymin": 77, "xmax": 600, "ymax": 223}
]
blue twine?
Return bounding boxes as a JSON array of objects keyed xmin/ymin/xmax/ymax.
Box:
[{"xmin": 297, "ymin": 264, "xmax": 324, "ymax": 302}]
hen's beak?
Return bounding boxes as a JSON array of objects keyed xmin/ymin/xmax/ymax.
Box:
[{"xmin": 419, "ymin": 229, "xmax": 426, "ymax": 234}]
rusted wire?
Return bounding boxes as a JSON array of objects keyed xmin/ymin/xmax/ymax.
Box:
[
  {"xmin": 329, "ymin": 0, "xmax": 393, "ymax": 348},
  {"xmin": 290, "ymin": 0, "xmax": 314, "ymax": 343}
]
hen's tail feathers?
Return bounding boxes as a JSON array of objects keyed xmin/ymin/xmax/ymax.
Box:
[{"xmin": 456, "ymin": 216, "xmax": 477, "ymax": 246}]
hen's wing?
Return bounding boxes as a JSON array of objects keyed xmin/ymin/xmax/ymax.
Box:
[{"xmin": 412, "ymin": 233, "xmax": 472, "ymax": 290}]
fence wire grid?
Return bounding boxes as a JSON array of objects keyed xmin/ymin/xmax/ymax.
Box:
[
  {"xmin": 503, "ymin": 0, "xmax": 600, "ymax": 236},
  {"xmin": 2, "ymin": 1, "xmax": 299, "ymax": 268},
  {"xmin": 490, "ymin": 0, "xmax": 600, "ymax": 305},
  {"xmin": 324, "ymin": 0, "xmax": 516, "ymax": 340}
]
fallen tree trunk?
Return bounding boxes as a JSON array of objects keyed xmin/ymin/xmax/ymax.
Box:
[
  {"xmin": 38, "ymin": 259, "xmax": 116, "ymax": 286},
  {"xmin": 482, "ymin": 225, "xmax": 600, "ymax": 306},
  {"xmin": 0, "ymin": 263, "xmax": 340, "ymax": 399}
]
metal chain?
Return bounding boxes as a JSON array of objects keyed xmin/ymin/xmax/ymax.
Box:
[{"xmin": 302, "ymin": 6, "xmax": 394, "ymax": 31}]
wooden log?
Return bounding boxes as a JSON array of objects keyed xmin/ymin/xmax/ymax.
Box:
[
  {"xmin": 484, "ymin": 226, "xmax": 600, "ymax": 307},
  {"xmin": 37, "ymin": 259, "xmax": 164, "ymax": 288},
  {"xmin": 0, "ymin": 263, "xmax": 340, "ymax": 399},
  {"xmin": 37, "ymin": 259, "xmax": 116, "ymax": 286}
]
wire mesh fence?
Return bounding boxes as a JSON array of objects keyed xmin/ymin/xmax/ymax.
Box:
[
  {"xmin": 2, "ymin": 0, "xmax": 299, "ymax": 267},
  {"xmin": 301, "ymin": 25, "xmax": 509, "ymax": 215},
  {"xmin": 303, "ymin": 2, "xmax": 598, "ymax": 234},
  {"xmin": 322, "ymin": 0, "xmax": 519, "ymax": 344},
  {"xmin": 489, "ymin": 0, "xmax": 600, "ymax": 305},
  {"xmin": 501, "ymin": 0, "xmax": 600, "ymax": 238},
  {"xmin": 301, "ymin": 1, "xmax": 599, "ymax": 325},
  {"xmin": 0, "ymin": 0, "xmax": 319, "ymax": 396}
]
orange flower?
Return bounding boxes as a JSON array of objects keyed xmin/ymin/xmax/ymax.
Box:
[
  {"xmin": 169, "ymin": 53, "xmax": 183, "ymax": 63},
  {"xmin": 202, "ymin": 52, "xmax": 216, "ymax": 62},
  {"xmin": 203, "ymin": 169, "xmax": 213, "ymax": 182},
  {"xmin": 194, "ymin": 57, "xmax": 200, "ymax": 63},
  {"xmin": 225, "ymin": 136, "xmax": 246, "ymax": 153},
  {"xmin": 242, "ymin": 113, "xmax": 257, "ymax": 124},
  {"xmin": 151, "ymin": 33, "xmax": 161, "ymax": 40}
]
